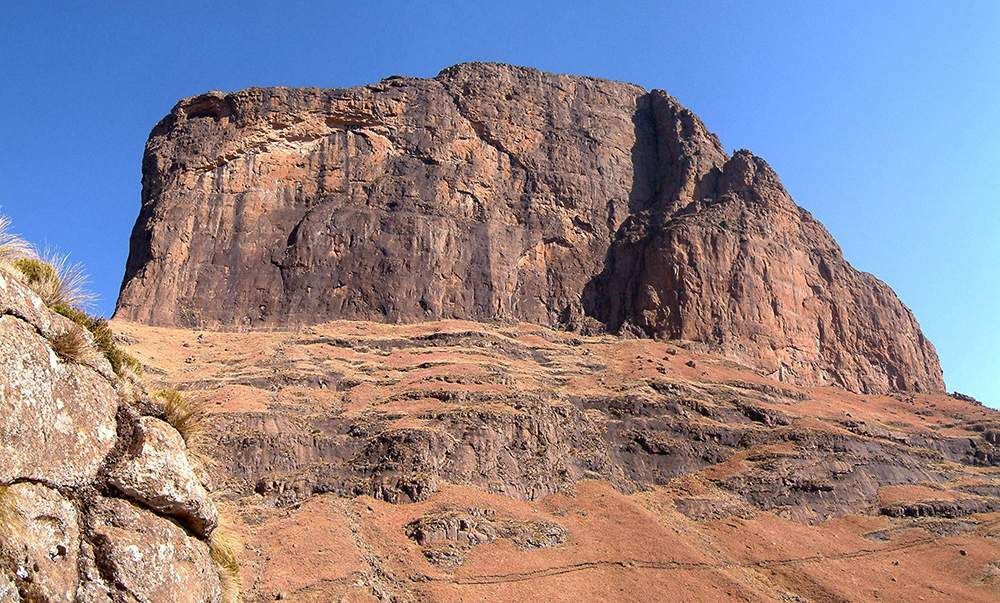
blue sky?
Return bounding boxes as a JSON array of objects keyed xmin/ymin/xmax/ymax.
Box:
[{"xmin": 1, "ymin": 1, "xmax": 997, "ymax": 405}]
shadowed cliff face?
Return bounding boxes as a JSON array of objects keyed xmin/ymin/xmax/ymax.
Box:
[{"xmin": 116, "ymin": 62, "xmax": 943, "ymax": 394}]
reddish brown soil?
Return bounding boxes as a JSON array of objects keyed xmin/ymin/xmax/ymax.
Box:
[{"xmin": 115, "ymin": 319, "xmax": 999, "ymax": 602}]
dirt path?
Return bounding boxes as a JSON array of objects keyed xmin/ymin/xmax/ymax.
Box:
[{"xmin": 429, "ymin": 532, "xmax": 947, "ymax": 586}]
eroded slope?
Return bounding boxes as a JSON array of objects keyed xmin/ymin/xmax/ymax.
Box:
[{"xmin": 115, "ymin": 319, "xmax": 999, "ymax": 602}]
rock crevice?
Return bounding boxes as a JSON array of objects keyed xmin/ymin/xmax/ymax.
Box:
[{"xmin": 0, "ymin": 272, "xmax": 222, "ymax": 602}]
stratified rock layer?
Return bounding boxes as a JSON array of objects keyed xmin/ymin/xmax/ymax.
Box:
[
  {"xmin": 114, "ymin": 318, "xmax": 1000, "ymax": 602},
  {"xmin": 116, "ymin": 62, "xmax": 943, "ymax": 394}
]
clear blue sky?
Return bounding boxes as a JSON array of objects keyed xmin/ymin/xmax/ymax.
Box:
[{"xmin": 2, "ymin": 2, "xmax": 997, "ymax": 405}]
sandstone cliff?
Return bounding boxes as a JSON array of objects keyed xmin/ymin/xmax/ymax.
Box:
[
  {"xmin": 116, "ymin": 62, "xmax": 943, "ymax": 394},
  {"xmin": 0, "ymin": 269, "xmax": 223, "ymax": 601}
]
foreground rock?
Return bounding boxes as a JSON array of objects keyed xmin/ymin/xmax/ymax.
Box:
[
  {"xmin": 0, "ymin": 271, "xmax": 222, "ymax": 601},
  {"xmin": 116, "ymin": 62, "xmax": 943, "ymax": 395},
  {"xmin": 116, "ymin": 318, "xmax": 999, "ymax": 601},
  {"xmin": 107, "ymin": 415, "xmax": 219, "ymax": 536},
  {"xmin": 86, "ymin": 497, "xmax": 221, "ymax": 602}
]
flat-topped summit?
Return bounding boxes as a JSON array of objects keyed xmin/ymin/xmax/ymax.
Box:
[{"xmin": 116, "ymin": 62, "xmax": 943, "ymax": 394}]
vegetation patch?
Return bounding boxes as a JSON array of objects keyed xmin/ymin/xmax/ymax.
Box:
[
  {"xmin": 4, "ymin": 247, "xmax": 140, "ymax": 378},
  {"xmin": 50, "ymin": 325, "xmax": 90, "ymax": 363},
  {"xmin": 0, "ymin": 485, "xmax": 23, "ymax": 541},
  {"xmin": 208, "ymin": 520, "xmax": 242, "ymax": 603},
  {"xmin": 0, "ymin": 215, "xmax": 32, "ymax": 264},
  {"xmin": 155, "ymin": 388, "xmax": 208, "ymax": 446},
  {"xmin": 12, "ymin": 255, "xmax": 94, "ymax": 309},
  {"xmin": 51, "ymin": 304, "xmax": 142, "ymax": 377}
]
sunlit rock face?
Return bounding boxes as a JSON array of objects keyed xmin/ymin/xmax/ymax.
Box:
[
  {"xmin": 116, "ymin": 62, "xmax": 942, "ymax": 394},
  {"xmin": 0, "ymin": 272, "xmax": 222, "ymax": 601}
]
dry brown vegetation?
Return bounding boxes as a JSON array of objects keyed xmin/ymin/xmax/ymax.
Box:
[
  {"xmin": 6, "ymin": 247, "xmax": 141, "ymax": 378},
  {"xmin": 155, "ymin": 388, "xmax": 208, "ymax": 447},
  {"xmin": 0, "ymin": 215, "xmax": 32, "ymax": 265},
  {"xmin": 12, "ymin": 254, "xmax": 95, "ymax": 310},
  {"xmin": 208, "ymin": 517, "xmax": 242, "ymax": 603},
  {"xmin": 53, "ymin": 304, "xmax": 142, "ymax": 377},
  {"xmin": 0, "ymin": 486, "xmax": 24, "ymax": 544},
  {"xmin": 50, "ymin": 326, "xmax": 90, "ymax": 363}
]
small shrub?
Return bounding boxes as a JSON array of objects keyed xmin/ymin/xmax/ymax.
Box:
[
  {"xmin": 50, "ymin": 326, "xmax": 90, "ymax": 363},
  {"xmin": 12, "ymin": 253, "xmax": 95, "ymax": 309},
  {"xmin": 209, "ymin": 521, "xmax": 242, "ymax": 603},
  {"xmin": 155, "ymin": 389, "xmax": 208, "ymax": 446},
  {"xmin": 0, "ymin": 214, "xmax": 32, "ymax": 264},
  {"xmin": 51, "ymin": 304, "xmax": 142, "ymax": 378}
]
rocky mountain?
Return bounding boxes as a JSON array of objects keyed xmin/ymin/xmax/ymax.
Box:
[
  {"xmin": 115, "ymin": 62, "xmax": 942, "ymax": 396},
  {"xmin": 0, "ymin": 270, "xmax": 226, "ymax": 601},
  {"xmin": 3, "ymin": 62, "xmax": 993, "ymax": 603}
]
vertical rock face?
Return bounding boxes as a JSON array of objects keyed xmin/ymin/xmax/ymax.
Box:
[
  {"xmin": 0, "ymin": 270, "xmax": 221, "ymax": 601},
  {"xmin": 116, "ymin": 62, "xmax": 943, "ymax": 394}
]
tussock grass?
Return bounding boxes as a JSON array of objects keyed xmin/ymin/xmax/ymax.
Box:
[
  {"xmin": 50, "ymin": 326, "xmax": 90, "ymax": 363},
  {"xmin": 155, "ymin": 389, "xmax": 208, "ymax": 447},
  {"xmin": 209, "ymin": 519, "xmax": 242, "ymax": 603},
  {"xmin": 13, "ymin": 253, "xmax": 95, "ymax": 310},
  {"xmin": 0, "ymin": 215, "xmax": 32, "ymax": 265},
  {"xmin": 51, "ymin": 304, "xmax": 142, "ymax": 378},
  {"xmin": 1, "ymin": 216, "xmax": 140, "ymax": 379}
]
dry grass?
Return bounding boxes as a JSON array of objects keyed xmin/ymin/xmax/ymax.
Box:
[
  {"xmin": 13, "ymin": 253, "xmax": 96, "ymax": 310},
  {"xmin": 0, "ymin": 215, "xmax": 33, "ymax": 265},
  {"xmin": 156, "ymin": 389, "xmax": 208, "ymax": 447},
  {"xmin": 52, "ymin": 305, "xmax": 142, "ymax": 378},
  {"xmin": 0, "ymin": 216, "xmax": 140, "ymax": 378},
  {"xmin": 209, "ymin": 518, "xmax": 242, "ymax": 603},
  {"xmin": 50, "ymin": 325, "xmax": 90, "ymax": 363},
  {"xmin": 0, "ymin": 485, "xmax": 23, "ymax": 539}
]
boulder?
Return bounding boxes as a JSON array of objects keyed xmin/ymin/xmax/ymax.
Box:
[
  {"xmin": 0, "ymin": 482, "xmax": 80, "ymax": 602},
  {"xmin": 86, "ymin": 497, "xmax": 221, "ymax": 603},
  {"xmin": 0, "ymin": 313, "xmax": 118, "ymax": 487},
  {"xmin": 107, "ymin": 416, "xmax": 218, "ymax": 536}
]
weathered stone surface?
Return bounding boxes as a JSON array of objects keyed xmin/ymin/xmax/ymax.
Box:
[
  {"xmin": 116, "ymin": 62, "xmax": 942, "ymax": 394},
  {"xmin": 108, "ymin": 416, "xmax": 218, "ymax": 536},
  {"xmin": 0, "ymin": 269, "xmax": 57, "ymax": 336},
  {"xmin": 0, "ymin": 313, "xmax": 118, "ymax": 487},
  {"xmin": 588, "ymin": 150, "xmax": 943, "ymax": 393},
  {"xmin": 0, "ymin": 482, "xmax": 80, "ymax": 602},
  {"xmin": 405, "ymin": 507, "xmax": 567, "ymax": 566},
  {"xmin": 0, "ymin": 257, "xmax": 222, "ymax": 601},
  {"xmin": 75, "ymin": 540, "xmax": 115, "ymax": 602},
  {"xmin": 86, "ymin": 497, "xmax": 221, "ymax": 603}
]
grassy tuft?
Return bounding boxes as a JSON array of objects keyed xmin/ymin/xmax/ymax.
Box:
[
  {"xmin": 50, "ymin": 326, "xmax": 90, "ymax": 363},
  {"xmin": 13, "ymin": 253, "xmax": 95, "ymax": 310},
  {"xmin": 209, "ymin": 521, "xmax": 242, "ymax": 603},
  {"xmin": 155, "ymin": 389, "xmax": 208, "ymax": 447},
  {"xmin": 1, "ymin": 219, "xmax": 139, "ymax": 379},
  {"xmin": 52, "ymin": 304, "xmax": 142, "ymax": 378},
  {"xmin": 0, "ymin": 215, "xmax": 33, "ymax": 265}
]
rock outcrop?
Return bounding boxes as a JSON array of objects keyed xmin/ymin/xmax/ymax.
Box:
[
  {"xmin": 0, "ymin": 269, "xmax": 222, "ymax": 601},
  {"xmin": 116, "ymin": 62, "xmax": 943, "ymax": 394}
]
